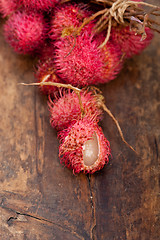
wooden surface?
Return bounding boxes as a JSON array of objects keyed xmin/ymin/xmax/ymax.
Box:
[{"xmin": 0, "ymin": 2, "xmax": 160, "ymax": 239}]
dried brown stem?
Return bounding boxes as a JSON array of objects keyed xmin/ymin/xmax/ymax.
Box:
[
  {"xmin": 88, "ymin": 87, "xmax": 137, "ymax": 154},
  {"xmin": 101, "ymin": 102, "xmax": 137, "ymax": 154},
  {"xmin": 99, "ymin": 16, "xmax": 112, "ymax": 48},
  {"xmin": 95, "ymin": 9, "xmax": 110, "ymax": 29},
  {"xmin": 91, "ymin": 0, "xmax": 113, "ymax": 6},
  {"xmin": 76, "ymin": 8, "xmax": 107, "ymax": 35},
  {"xmin": 20, "ymin": 79, "xmax": 85, "ymax": 116},
  {"xmin": 78, "ymin": 0, "xmax": 160, "ymax": 46},
  {"xmin": 93, "ymin": 0, "xmax": 159, "ymax": 9}
]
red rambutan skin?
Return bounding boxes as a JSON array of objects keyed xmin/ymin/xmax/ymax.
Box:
[
  {"xmin": 48, "ymin": 90, "xmax": 103, "ymax": 131},
  {"xmin": 22, "ymin": 0, "xmax": 59, "ymax": 12},
  {"xmin": 54, "ymin": 32, "xmax": 102, "ymax": 87},
  {"xmin": 49, "ymin": 3, "xmax": 93, "ymax": 40},
  {"xmin": 98, "ymin": 40, "xmax": 123, "ymax": 84},
  {"xmin": 4, "ymin": 10, "xmax": 47, "ymax": 54},
  {"xmin": 58, "ymin": 118, "xmax": 111, "ymax": 174},
  {"xmin": 35, "ymin": 44, "xmax": 64, "ymax": 95},
  {"xmin": 111, "ymin": 26, "xmax": 154, "ymax": 58},
  {"xmin": 0, "ymin": 0, "xmax": 22, "ymax": 17},
  {"xmin": 54, "ymin": 31, "xmax": 123, "ymax": 87},
  {"xmin": 35, "ymin": 65, "xmax": 61, "ymax": 96}
]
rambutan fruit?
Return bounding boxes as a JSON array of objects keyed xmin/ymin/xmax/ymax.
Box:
[
  {"xmin": 111, "ymin": 26, "xmax": 154, "ymax": 58},
  {"xmin": 98, "ymin": 40, "xmax": 123, "ymax": 84},
  {"xmin": 4, "ymin": 10, "xmax": 47, "ymax": 54},
  {"xmin": 48, "ymin": 89, "xmax": 103, "ymax": 131},
  {"xmin": 54, "ymin": 31, "xmax": 122, "ymax": 87},
  {"xmin": 35, "ymin": 43, "xmax": 63, "ymax": 95},
  {"xmin": 49, "ymin": 3, "xmax": 93, "ymax": 40},
  {"xmin": 22, "ymin": 0, "xmax": 58, "ymax": 12},
  {"xmin": 58, "ymin": 118, "xmax": 111, "ymax": 174},
  {"xmin": 35, "ymin": 66, "xmax": 61, "ymax": 96},
  {"xmin": 0, "ymin": 0, "xmax": 22, "ymax": 17}
]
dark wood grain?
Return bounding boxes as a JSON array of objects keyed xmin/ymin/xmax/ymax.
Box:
[{"xmin": 0, "ymin": 1, "xmax": 160, "ymax": 239}]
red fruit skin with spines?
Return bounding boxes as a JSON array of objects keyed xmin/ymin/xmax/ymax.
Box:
[
  {"xmin": 35, "ymin": 43, "xmax": 64, "ymax": 95},
  {"xmin": 58, "ymin": 118, "xmax": 111, "ymax": 174},
  {"xmin": 22, "ymin": 0, "xmax": 59, "ymax": 12},
  {"xmin": 35, "ymin": 65, "xmax": 61, "ymax": 96},
  {"xmin": 111, "ymin": 26, "xmax": 154, "ymax": 58},
  {"xmin": 98, "ymin": 41, "xmax": 123, "ymax": 84},
  {"xmin": 55, "ymin": 33, "xmax": 102, "ymax": 87},
  {"xmin": 4, "ymin": 10, "xmax": 47, "ymax": 54},
  {"xmin": 49, "ymin": 2, "xmax": 93, "ymax": 40},
  {"xmin": 49, "ymin": 90, "xmax": 103, "ymax": 131},
  {"xmin": 0, "ymin": 0, "xmax": 22, "ymax": 17},
  {"xmin": 54, "ymin": 31, "xmax": 122, "ymax": 87}
]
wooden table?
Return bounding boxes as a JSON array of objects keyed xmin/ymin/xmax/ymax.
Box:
[{"xmin": 0, "ymin": 1, "xmax": 159, "ymax": 239}]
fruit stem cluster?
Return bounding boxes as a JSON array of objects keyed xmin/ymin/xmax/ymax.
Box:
[{"xmin": 77, "ymin": 0, "xmax": 160, "ymax": 47}]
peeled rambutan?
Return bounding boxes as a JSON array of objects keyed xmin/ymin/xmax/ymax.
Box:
[
  {"xmin": 58, "ymin": 118, "xmax": 111, "ymax": 174},
  {"xmin": 4, "ymin": 10, "xmax": 47, "ymax": 54},
  {"xmin": 48, "ymin": 89, "xmax": 103, "ymax": 131},
  {"xmin": 54, "ymin": 31, "xmax": 122, "ymax": 87},
  {"xmin": 111, "ymin": 26, "xmax": 153, "ymax": 58},
  {"xmin": 0, "ymin": 0, "xmax": 22, "ymax": 17},
  {"xmin": 49, "ymin": 3, "xmax": 93, "ymax": 40},
  {"xmin": 22, "ymin": 0, "xmax": 58, "ymax": 12}
]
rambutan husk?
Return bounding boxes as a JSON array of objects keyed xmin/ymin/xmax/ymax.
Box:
[
  {"xmin": 4, "ymin": 10, "xmax": 47, "ymax": 54},
  {"xmin": 49, "ymin": 2, "xmax": 94, "ymax": 40},
  {"xmin": 36, "ymin": 72, "xmax": 61, "ymax": 96},
  {"xmin": 0, "ymin": 0, "xmax": 22, "ymax": 17},
  {"xmin": 110, "ymin": 25, "xmax": 154, "ymax": 58},
  {"xmin": 22, "ymin": 0, "xmax": 59, "ymax": 12},
  {"xmin": 34, "ymin": 43, "xmax": 66, "ymax": 95},
  {"xmin": 35, "ymin": 59, "xmax": 62, "ymax": 96},
  {"xmin": 54, "ymin": 31, "xmax": 123, "ymax": 87},
  {"xmin": 48, "ymin": 88, "xmax": 103, "ymax": 131},
  {"xmin": 58, "ymin": 117, "xmax": 111, "ymax": 174}
]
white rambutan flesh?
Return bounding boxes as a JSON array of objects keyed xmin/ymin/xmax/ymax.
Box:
[{"xmin": 83, "ymin": 132, "xmax": 99, "ymax": 167}]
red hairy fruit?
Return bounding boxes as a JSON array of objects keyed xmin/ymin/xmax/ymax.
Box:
[
  {"xmin": 97, "ymin": 40, "xmax": 123, "ymax": 84},
  {"xmin": 49, "ymin": 3, "xmax": 93, "ymax": 40},
  {"xmin": 58, "ymin": 118, "xmax": 111, "ymax": 174},
  {"xmin": 35, "ymin": 44, "xmax": 63, "ymax": 95},
  {"xmin": 4, "ymin": 10, "xmax": 47, "ymax": 54},
  {"xmin": 54, "ymin": 32, "xmax": 122, "ymax": 87},
  {"xmin": 0, "ymin": 0, "xmax": 22, "ymax": 17},
  {"xmin": 49, "ymin": 89, "xmax": 103, "ymax": 131},
  {"xmin": 22, "ymin": 0, "xmax": 59, "ymax": 12},
  {"xmin": 35, "ymin": 68, "xmax": 61, "ymax": 96},
  {"xmin": 111, "ymin": 26, "xmax": 153, "ymax": 58}
]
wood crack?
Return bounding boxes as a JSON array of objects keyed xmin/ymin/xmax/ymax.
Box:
[
  {"xmin": 154, "ymin": 137, "xmax": 159, "ymax": 160},
  {"xmin": 0, "ymin": 198, "xmax": 83, "ymax": 240},
  {"xmin": 7, "ymin": 216, "xmax": 18, "ymax": 226},
  {"xmin": 34, "ymin": 88, "xmax": 39, "ymax": 176},
  {"xmin": 87, "ymin": 174, "xmax": 97, "ymax": 240}
]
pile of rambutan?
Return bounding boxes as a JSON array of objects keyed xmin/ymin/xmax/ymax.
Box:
[{"xmin": 0, "ymin": 0, "xmax": 159, "ymax": 174}]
